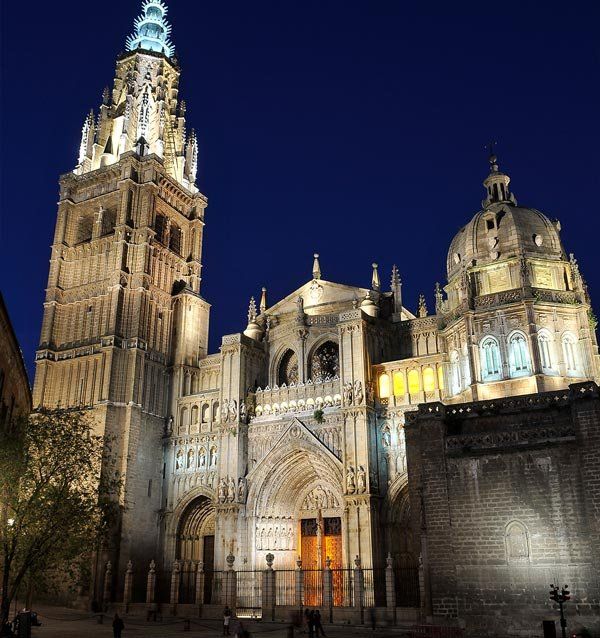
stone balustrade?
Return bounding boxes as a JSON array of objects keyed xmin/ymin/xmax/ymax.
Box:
[{"xmin": 253, "ymin": 377, "xmax": 342, "ymax": 419}]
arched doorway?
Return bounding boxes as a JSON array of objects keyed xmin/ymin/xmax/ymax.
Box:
[
  {"xmin": 176, "ymin": 495, "xmax": 215, "ymax": 602},
  {"xmin": 385, "ymin": 482, "xmax": 420, "ymax": 606}
]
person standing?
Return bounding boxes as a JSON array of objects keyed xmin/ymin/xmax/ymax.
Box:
[
  {"xmin": 314, "ymin": 610, "xmax": 326, "ymax": 637},
  {"xmin": 223, "ymin": 605, "xmax": 232, "ymax": 635},
  {"xmin": 112, "ymin": 613, "xmax": 124, "ymax": 638}
]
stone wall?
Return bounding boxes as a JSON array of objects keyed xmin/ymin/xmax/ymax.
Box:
[{"xmin": 405, "ymin": 382, "xmax": 600, "ymax": 636}]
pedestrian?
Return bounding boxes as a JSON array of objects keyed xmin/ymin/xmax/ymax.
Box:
[
  {"xmin": 303, "ymin": 608, "xmax": 310, "ymax": 634},
  {"xmin": 308, "ymin": 610, "xmax": 315, "ymax": 638},
  {"xmin": 223, "ymin": 605, "xmax": 232, "ymax": 636},
  {"xmin": 112, "ymin": 613, "xmax": 124, "ymax": 638},
  {"xmin": 314, "ymin": 610, "xmax": 326, "ymax": 637}
]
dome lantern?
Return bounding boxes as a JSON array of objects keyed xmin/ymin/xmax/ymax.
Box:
[{"xmin": 482, "ymin": 144, "xmax": 517, "ymax": 208}]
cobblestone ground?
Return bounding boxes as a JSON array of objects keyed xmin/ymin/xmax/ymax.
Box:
[{"xmin": 25, "ymin": 605, "xmax": 414, "ymax": 638}]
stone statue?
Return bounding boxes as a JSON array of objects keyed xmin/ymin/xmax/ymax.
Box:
[
  {"xmin": 175, "ymin": 449, "xmax": 183, "ymax": 471},
  {"xmin": 218, "ymin": 478, "xmax": 227, "ymax": 503},
  {"xmin": 228, "ymin": 477, "xmax": 236, "ymax": 502},
  {"xmin": 354, "ymin": 380, "xmax": 363, "ymax": 405},
  {"xmin": 346, "ymin": 466, "xmax": 356, "ymax": 494},
  {"xmin": 357, "ymin": 466, "xmax": 366, "ymax": 493},
  {"xmin": 199, "ymin": 448, "xmax": 206, "ymax": 468},
  {"xmin": 221, "ymin": 402, "xmax": 229, "ymax": 423},
  {"xmin": 366, "ymin": 381, "xmax": 373, "ymax": 404},
  {"xmin": 229, "ymin": 400, "xmax": 237, "ymax": 421},
  {"xmin": 240, "ymin": 401, "xmax": 247, "ymax": 422},
  {"xmin": 238, "ymin": 477, "xmax": 246, "ymax": 502},
  {"xmin": 343, "ymin": 382, "xmax": 353, "ymax": 406},
  {"xmin": 382, "ymin": 428, "xmax": 391, "ymax": 447},
  {"xmin": 166, "ymin": 415, "xmax": 174, "ymax": 435}
]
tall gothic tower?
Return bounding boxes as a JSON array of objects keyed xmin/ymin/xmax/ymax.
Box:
[{"xmin": 33, "ymin": 0, "xmax": 209, "ymax": 588}]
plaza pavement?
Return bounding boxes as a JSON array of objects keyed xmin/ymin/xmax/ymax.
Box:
[{"xmin": 28, "ymin": 605, "xmax": 414, "ymax": 638}]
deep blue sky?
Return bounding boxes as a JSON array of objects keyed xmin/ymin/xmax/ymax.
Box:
[{"xmin": 1, "ymin": 0, "xmax": 599, "ymax": 382}]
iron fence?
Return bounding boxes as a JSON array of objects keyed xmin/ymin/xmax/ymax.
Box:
[
  {"xmin": 331, "ymin": 568, "xmax": 353, "ymax": 607},
  {"xmin": 363, "ymin": 568, "xmax": 386, "ymax": 608},
  {"xmin": 275, "ymin": 569, "xmax": 297, "ymax": 606},
  {"xmin": 395, "ymin": 566, "xmax": 420, "ymax": 607},
  {"xmin": 302, "ymin": 569, "xmax": 323, "ymax": 607},
  {"xmin": 236, "ymin": 570, "xmax": 262, "ymax": 618}
]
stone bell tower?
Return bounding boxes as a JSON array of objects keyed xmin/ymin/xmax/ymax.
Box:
[{"xmin": 33, "ymin": 0, "xmax": 210, "ymax": 594}]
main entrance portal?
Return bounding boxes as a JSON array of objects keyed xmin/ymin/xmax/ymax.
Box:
[{"xmin": 301, "ymin": 516, "xmax": 343, "ymax": 606}]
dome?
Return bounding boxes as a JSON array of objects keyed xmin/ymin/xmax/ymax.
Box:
[
  {"xmin": 446, "ymin": 157, "xmax": 565, "ymax": 280},
  {"xmin": 447, "ymin": 204, "xmax": 564, "ymax": 280}
]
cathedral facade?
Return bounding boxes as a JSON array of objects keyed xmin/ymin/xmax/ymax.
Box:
[{"xmin": 33, "ymin": 0, "xmax": 600, "ymax": 605}]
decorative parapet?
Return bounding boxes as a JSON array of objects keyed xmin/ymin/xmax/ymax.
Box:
[{"xmin": 253, "ymin": 378, "xmax": 342, "ymax": 418}]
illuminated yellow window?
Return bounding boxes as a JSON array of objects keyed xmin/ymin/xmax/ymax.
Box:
[
  {"xmin": 437, "ymin": 366, "xmax": 444, "ymax": 390},
  {"xmin": 393, "ymin": 371, "xmax": 405, "ymax": 396},
  {"xmin": 423, "ymin": 367, "xmax": 435, "ymax": 392},
  {"xmin": 408, "ymin": 370, "xmax": 420, "ymax": 394},
  {"xmin": 379, "ymin": 373, "xmax": 390, "ymax": 398}
]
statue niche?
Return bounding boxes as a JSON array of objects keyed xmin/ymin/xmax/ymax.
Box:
[{"xmin": 309, "ymin": 341, "xmax": 339, "ymax": 382}]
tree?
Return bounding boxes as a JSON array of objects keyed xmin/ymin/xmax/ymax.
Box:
[{"xmin": 0, "ymin": 409, "xmax": 120, "ymax": 624}]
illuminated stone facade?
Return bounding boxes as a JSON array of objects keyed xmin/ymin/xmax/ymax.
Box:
[
  {"xmin": 32, "ymin": 1, "xmax": 600, "ymax": 614},
  {"xmin": 405, "ymin": 382, "xmax": 600, "ymax": 635}
]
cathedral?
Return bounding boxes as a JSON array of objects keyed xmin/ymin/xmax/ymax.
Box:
[{"xmin": 32, "ymin": 1, "xmax": 600, "ymax": 626}]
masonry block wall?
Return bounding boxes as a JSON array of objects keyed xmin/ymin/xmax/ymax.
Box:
[{"xmin": 405, "ymin": 382, "xmax": 600, "ymax": 636}]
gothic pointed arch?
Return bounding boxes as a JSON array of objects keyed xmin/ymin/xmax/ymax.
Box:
[{"xmin": 276, "ymin": 348, "xmax": 299, "ymax": 386}]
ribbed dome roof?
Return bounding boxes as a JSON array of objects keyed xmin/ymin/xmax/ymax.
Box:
[{"xmin": 447, "ymin": 203, "xmax": 564, "ymax": 280}]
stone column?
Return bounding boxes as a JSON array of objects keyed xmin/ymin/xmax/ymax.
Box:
[
  {"xmin": 385, "ymin": 554, "xmax": 396, "ymax": 624},
  {"xmin": 353, "ymin": 556, "xmax": 364, "ymax": 625},
  {"xmin": 123, "ymin": 560, "xmax": 133, "ymax": 608},
  {"xmin": 195, "ymin": 561, "xmax": 205, "ymax": 606},
  {"xmin": 295, "ymin": 558, "xmax": 304, "ymax": 608},
  {"xmin": 322, "ymin": 557, "xmax": 333, "ymax": 623},
  {"xmin": 102, "ymin": 561, "xmax": 112, "ymax": 611},
  {"xmin": 146, "ymin": 560, "xmax": 156, "ymax": 604},
  {"xmin": 262, "ymin": 553, "xmax": 276, "ymax": 621},
  {"xmin": 170, "ymin": 559, "xmax": 181, "ymax": 614},
  {"xmin": 224, "ymin": 553, "xmax": 237, "ymax": 609}
]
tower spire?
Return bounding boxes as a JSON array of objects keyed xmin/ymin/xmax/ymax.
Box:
[{"xmin": 126, "ymin": 0, "xmax": 174, "ymax": 58}]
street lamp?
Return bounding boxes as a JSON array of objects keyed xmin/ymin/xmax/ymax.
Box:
[{"xmin": 549, "ymin": 583, "xmax": 571, "ymax": 638}]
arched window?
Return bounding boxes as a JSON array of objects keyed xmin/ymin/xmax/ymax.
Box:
[
  {"xmin": 278, "ymin": 349, "xmax": 298, "ymax": 385},
  {"xmin": 437, "ymin": 366, "xmax": 444, "ymax": 391},
  {"xmin": 379, "ymin": 373, "xmax": 391, "ymax": 398},
  {"xmin": 154, "ymin": 213, "xmax": 167, "ymax": 244},
  {"xmin": 423, "ymin": 367, "xmax": 435, "ymax": 392},
  {"xmin": 505, "ymin": 521, "xmax": 530, "ymax": 563},
  {"xmin": 562, "ymin": 333, "xmax": 579, "ymax": 376},
  {"xmin": 537, "ymin": 330, "xmax": 554, "ymax": 372},
  {"xmin": 450, "ymin": 350, "xmax": 461, "ymax": 395},
  {"xmin": 508, "ymin": 332, "xmax": 531, "ymax": 378},
  {"xmin": 393, "ymin": 371, "xmax": 405, "ymax": 397},
  {"xmin": 169, "ymin": 224, "xmax": 182, "ymax": 255},
  {"xmin": 480, "ymin": 337, "xmax": 502, "ymax": 381},
  {"xmin": 407, "ymin": 370, "xmax": 420, "ymax": 395},
  {"xmin": 309, "ymin": 341, "xmax": 339, "ymax": 382},
  {"xmin": 212, "ymin": 402, "xmax": 220, "ymax": 422},
  {"xmin": 191, "ymin": 405, "xmax": 199, "ymax": 424}
]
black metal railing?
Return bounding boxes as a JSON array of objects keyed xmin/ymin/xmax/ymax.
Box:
[
  {"xmin": 395, "ymin": 566, "xmax": 420, "ymax": 607},
  {"xmin": 275, "ymin": 569, "xmax": 296, "ymax": 606},
  {"xmin": 236, "ymin": 570, "xmax": 262, "ymax": 618}
]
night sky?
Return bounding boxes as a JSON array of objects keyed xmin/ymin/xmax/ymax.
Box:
[{"xmin": 1, "ymin": 0, "xmax": 599, "ymax": 382}]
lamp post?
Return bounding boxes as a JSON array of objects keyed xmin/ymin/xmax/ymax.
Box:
[{"xmin": 549, "ymin": 583, "xmax": 570, "ymax": 638}]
